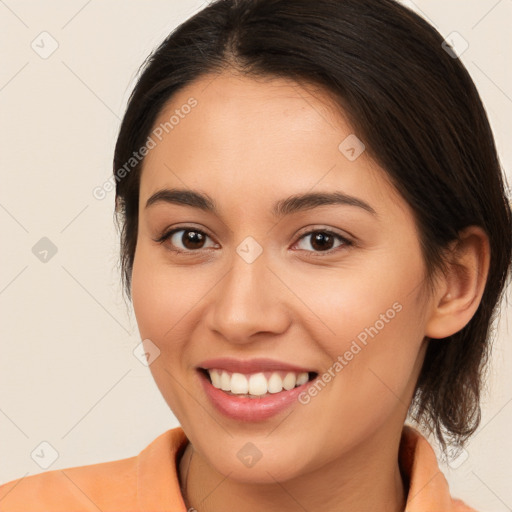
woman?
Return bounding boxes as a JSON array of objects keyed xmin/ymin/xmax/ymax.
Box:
[{"xmin": 1, "ymin": 0, "xmax": 510, "ymax": 510}]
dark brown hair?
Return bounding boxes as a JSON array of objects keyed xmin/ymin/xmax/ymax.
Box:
[{"xmin": 113, "ymin": 0, "xmax": 512, "ymax": 455}]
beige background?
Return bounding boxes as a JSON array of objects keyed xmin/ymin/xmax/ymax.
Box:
[{"xmin": 0, "ymin": 0, "xmax": 511, "ymax": 509}]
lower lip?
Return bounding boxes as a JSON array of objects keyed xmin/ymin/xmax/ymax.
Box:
[{"xmin": 198, "ymin": 370, "xmax": 315, "ymax": 422}]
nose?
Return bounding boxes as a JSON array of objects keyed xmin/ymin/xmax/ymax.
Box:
[{"xmin": 205, "ymin": 247, "xmax": 291, "ymax": 345}]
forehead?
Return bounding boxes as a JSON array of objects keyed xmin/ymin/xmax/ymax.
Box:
[
  {"xmin": 138, "ymin": 71, "xmax": 401, "ymax": 214},
  {"xmin": 166, "ymin": 71, "xmax": 347, "ymax": 123}
]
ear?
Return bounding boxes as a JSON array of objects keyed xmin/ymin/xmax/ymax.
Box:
[{"xmin": 425, "ymin": 226, "xmax": 490, "ymax": 339}]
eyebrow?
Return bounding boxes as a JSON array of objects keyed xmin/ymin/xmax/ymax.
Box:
[{"xmin": 145, "ymin": 188, "xmax": 377, "ymax": 216}]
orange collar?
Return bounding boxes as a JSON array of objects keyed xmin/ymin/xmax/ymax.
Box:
[{"xmin": 137, "ymin": 425, "xmax": 476, "ymax": 511}]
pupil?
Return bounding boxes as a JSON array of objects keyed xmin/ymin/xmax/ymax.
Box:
[
  {"xmin": 180, "ymin": 231, "xmax": 334, "ymax": 251},
  {"xmin": 183, "ymin": 230, "xmax": 204, "ymax": 249},
  {"xmin": 311, "ymin": 232, "xmax": 333, "ymax": 251}
]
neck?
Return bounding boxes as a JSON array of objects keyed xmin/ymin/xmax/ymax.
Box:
[{"xmin": 178, "ymin": 423, "xmax": 407, "ymax": 512}]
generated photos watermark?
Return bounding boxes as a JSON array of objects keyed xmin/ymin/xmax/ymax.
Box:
[
  {"xmin": 92, "ymin": 97, "xmax": 198, "ymax": 200},
  {"xmin": 298, "ymin": 301, "xmax": 403, "ymax": 405}
]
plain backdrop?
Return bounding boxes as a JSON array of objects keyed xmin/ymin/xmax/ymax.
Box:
[{"xmin": 0, "ymin": 0, "xmax": 511, "ymax": 509}]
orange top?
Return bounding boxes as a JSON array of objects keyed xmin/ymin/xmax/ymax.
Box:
[{"xmin": 0, "ymin": 425, "xmax": 478, "ymax": 511}]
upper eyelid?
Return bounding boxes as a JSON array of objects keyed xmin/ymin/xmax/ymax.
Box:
[
  {"xmin": 156, "ymin": 225, "xmax": 216, "ymax": 243},
  {"xmin": 295, "ymin": 226, "xmax": 353, "ymax": 241},
  {"xmin": 157, "ymin": 226, "xmax": 352, "ymax": 249}
]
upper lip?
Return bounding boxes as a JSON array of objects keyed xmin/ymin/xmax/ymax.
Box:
[{"xmin": 198, "ymin": 357, "xmax": 316, "ymax": 374}]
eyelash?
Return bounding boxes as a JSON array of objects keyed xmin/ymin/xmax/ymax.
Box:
[{"xmin": 153, "ymin": 226, "xmax": 353, "ymax": 257}]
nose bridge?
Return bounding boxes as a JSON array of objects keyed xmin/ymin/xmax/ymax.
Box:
[{"xmin": 207, "ymin": 241, "xmax": 290, "ymax": 342}]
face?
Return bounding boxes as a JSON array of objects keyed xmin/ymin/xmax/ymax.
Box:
[{"xmin": 131, "ymin": 71, "xmax": 432, "ymax": 483}]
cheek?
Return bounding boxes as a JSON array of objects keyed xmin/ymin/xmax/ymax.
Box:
[
  {"xmin": 131, "ymin": 248, "xmax": 163, "ymax": 339},
  {"xmin": 288, "ymin": 246, "xmax": 426, "ymax": 352},
  {"xmin": 131, "ymin": 246, "xmax": 196, "ymax": 420},
  {"xmin": 131, "ymin": 244, "xmax": 198, "ymax": 340},
  {"xmin": 296, "ymin": 295, "xmax": 427, "ymax": 456},
  {"xmin": 322, "ymin": 306, "xmax": 426, "ymax": 450},
  {"xmin": 291, "ymin": 250, "xmax": 427, "ymax": 422}
]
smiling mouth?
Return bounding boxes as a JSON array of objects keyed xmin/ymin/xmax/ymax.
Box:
[{"xmin": 199, "ymin": 368, "xmax": 318, "ymax": 398}]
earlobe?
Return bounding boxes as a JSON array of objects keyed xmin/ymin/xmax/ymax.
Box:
[{"xmin": 425, "ymin": 226, "xmax": 490, "ymax": 339}]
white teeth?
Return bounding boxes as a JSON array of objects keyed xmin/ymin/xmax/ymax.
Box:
[
  {"xmin": 207, "ymin": 369, "xmax": 310, "ymax": 396},
  {"xmin": 210, "ymin": 370, "xmax": 222, "ymax": 389},
  {"xmin": 220, "ymin": 371, "xmax": 231, "ymax": 391},
  {"xmin": 231, "ymin": 373, "xmax": 249, "ymax": 394},
  {"xmin": 267, "ymin": 372, "xmax": 284, "ymax": 393},
  {"xmin": 296, "ymin": 372, "xmax": 309, "ymax": 386},
  {"xmin": 283, "ymin": 372, "xmax": 297, "ymax": 390},
  {"xmin": 248, "ymin": 373, "xmax": 267, "ymax": 395}
]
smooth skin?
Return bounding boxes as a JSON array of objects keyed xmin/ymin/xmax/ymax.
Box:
[{"xmin": 131, "ymin": 70, "xmax": 490, "ymax": 512}]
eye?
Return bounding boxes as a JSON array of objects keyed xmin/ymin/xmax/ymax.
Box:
[
  {"xmin": 293, "ymin": 229, "xmax": 352, "ymax": 254},
  {"xmin": 154, "ymin": 226, "xmax": 352, "ymax": 256},
  {"xmin": 154, "ymin": 227, "xmax": 218, "ymax": 253}
]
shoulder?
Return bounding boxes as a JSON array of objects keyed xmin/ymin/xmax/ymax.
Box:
[
  {"xmin": 0, "ymin": 453, "xmax": 138, "ymax": 511},
  {"xmin": 452, "ymin": 497, "xmax": 480, "ymax": 512},
  {"xmin": 400, "ymin": 425, "xmax": 481, "ymax": 512},
  {"xmin": 0, "ymin": 428, "xmax": 187, "ymax": 512}
]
